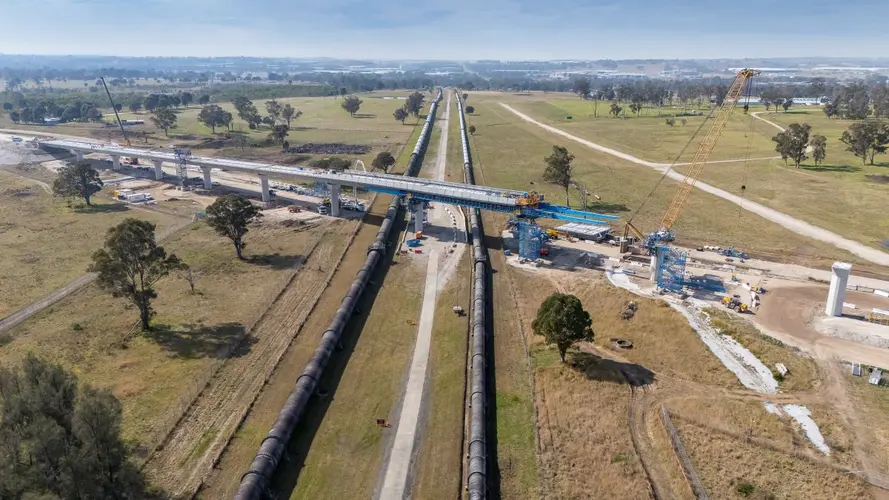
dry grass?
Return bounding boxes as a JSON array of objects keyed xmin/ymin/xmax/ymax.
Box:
[
  {"xmin": 270, "ymin": 246, "xmax": 425, "ymax": 500},
  {"xmin": 706, "ymin": 309, "xmax": 820, "ymax": 392},
  {"xmin": 844, "ymin": 373, "xmax": 889, "ymax": 473},
  {"xmin": 0, "ymin": 170, "xmax": 185, "ymax": 317},
  {"xmin": 534, "ymin": 361, "xmax": 650, "ymax": 499},
  {"xmin": 0, "ymin": 218, "xmax": 329, "ymax": 457},
  {"xmin": 410, "ymin": 253, "xmax": 471, "ymax": 500},
  {"xmin": 674, "ymin": 416, "xmax": 870, "ymax": 499}
]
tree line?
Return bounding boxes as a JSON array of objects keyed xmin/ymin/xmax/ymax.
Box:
[{"xmin": 772, "ymin": 120, "xmax": 889, "ymax": 167}]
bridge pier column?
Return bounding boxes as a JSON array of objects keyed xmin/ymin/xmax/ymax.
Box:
[
  {"xmin": 259, "ymin": 174, "xmax": 270, "ymax": 202},
  {"xmin": 201, "ymin": 166, "xmax": 212, "ymax": 190},
  {"xmin": 329, "ymin": 183, "xmax": 341, "ymax": 217},
  {"xmin": 152, "ymin": 160, "xmax": 164, "ymax": 180},
  {"xmin": 110, "ymin": 154, "xmax": 121, "ymax": 171},
  {"xmin": 412, "ymin": 200, "xmax": 425, "ymax": 234},
  {"xmin": 70, "ymin": 150, "xmax": 84, "ymax": 162}
]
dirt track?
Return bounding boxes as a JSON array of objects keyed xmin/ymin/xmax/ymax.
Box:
[{"xmin": 142, "ymin": 220, "xmax": 358, "ymax": 496}]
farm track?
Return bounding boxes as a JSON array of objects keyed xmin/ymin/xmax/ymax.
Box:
[{"xmin": 143, "ymin": 223, "xmax": 357, "ymax": 497}]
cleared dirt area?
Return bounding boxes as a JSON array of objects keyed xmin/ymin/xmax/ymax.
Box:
[
  {"xmin": 0, "ymin": 217, "xmax": 328, "ymax": 461},
  {"xmin": 142, "ymin": 219, "xmax": 358, "ymax": 497},
  {"xmin": 0, "ymin": 169, "xmax": 186, "ymax": 317}
]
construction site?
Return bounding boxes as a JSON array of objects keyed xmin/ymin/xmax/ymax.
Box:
[{"xmin": 2, "ymin": 66, "xmax": 889, "ymax": 500}]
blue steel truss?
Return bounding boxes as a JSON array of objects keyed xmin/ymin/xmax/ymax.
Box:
[
  {"xmin": 517, "ymin": 220, "xmax": 544, "ymax": 259},
  {"xmin": 655, "ymin": 245, "xmax": 687, "ymax": 293}
]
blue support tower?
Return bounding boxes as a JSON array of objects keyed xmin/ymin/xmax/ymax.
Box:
[
  {"xmin": 517, "ymin": 220, "xmax": 544, "ymax": 259},
  {"xmin": 655, "ymin": 245, "xmax": 687, "ymax": 293}
]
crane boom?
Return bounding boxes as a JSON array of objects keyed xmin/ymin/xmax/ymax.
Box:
[{"xmin": 659, "ymin": 69, "xmax": 758, "ymax": 230}]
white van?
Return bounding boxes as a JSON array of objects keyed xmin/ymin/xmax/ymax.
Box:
[{"xmin": 318, "ymin": 205, "xmax": 329, "ymax": 215}]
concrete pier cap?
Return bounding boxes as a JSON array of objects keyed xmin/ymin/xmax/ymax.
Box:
[{"xmin": 825, "ymin": 262, "xmax": 852, "ymax": 317}]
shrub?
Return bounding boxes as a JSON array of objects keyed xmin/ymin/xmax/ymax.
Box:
[{"xmin": 736, "ymin": 481, "xmax": 755, "ymax": 496}]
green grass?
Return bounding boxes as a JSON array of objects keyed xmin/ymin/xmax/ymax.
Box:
[
  {"xmin": 463, "ymin": 94, "xmax": 865, "ymax": 269},
  {"xmin": 0, "ymin": 170, "xmax": 185, "ymax": 317},
  {"xmin": 508, "ymin": 96, "xmax": 777, "ymax": 163}
]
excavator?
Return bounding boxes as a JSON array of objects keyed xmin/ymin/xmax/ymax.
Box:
[{"xmin": 622, "ymin": 68, "xmax": 760, "ymax": 252}]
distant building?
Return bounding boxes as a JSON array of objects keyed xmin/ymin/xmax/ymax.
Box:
[
  {"xmin": 791, "ymin": 97, "xmax": 827, "ymax": 105},
  {"xmin": 43, "ymin": 117, "xmax": 61, "ymax": 125}
]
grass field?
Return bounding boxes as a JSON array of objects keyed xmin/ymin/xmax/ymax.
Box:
[
  {"xmin": 507, "ymin": 96, "xmax": 777, "ymax": 162},
  {"xmin": 0, "ymin": 169, "xmax": 187, "ymax": 318},
  {"xmin": 0, "ymin": 91, "xmax": 429, "ymax": 173},
  {"xmin": 675, "ymin": 415, "xmax": 869, "ymax": 499},
  {"xmin": 0, "ymin": 218, "xmax": 329, "ymax": 459},
  {"xmin": 463, "ymin": 94, "xmax": 864, "ymax": 272},
  {"xmin": 845, "ymin": 371, "xmax": 889, "ymax": 474},
  {"xmin": 483, "ymin": 92, "xmax": 889, "ymax": 265}
]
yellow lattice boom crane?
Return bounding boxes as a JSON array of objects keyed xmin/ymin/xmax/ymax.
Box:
[{"xmin": 624, "ymin": 68, "xmax": 760, "ymax": 248}]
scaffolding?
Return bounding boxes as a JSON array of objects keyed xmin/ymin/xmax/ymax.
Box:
[
  {"xmin": 656, "ymin": 245, "xmax": 687, "ymax": 293},
  {"xmin": 517, "ymin": 220, "xmax": 545, "ymax": 259}
]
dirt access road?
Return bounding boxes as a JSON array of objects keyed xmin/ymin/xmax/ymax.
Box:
[{"xmin": 499, "ymin": 103, "xmax": 889, "ymax": 267}]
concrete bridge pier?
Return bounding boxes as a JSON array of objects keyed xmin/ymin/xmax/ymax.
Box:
[
  {"xmin": 152, "ymin": 160, "xmax": 164, "ymax": 180},
  {"xmin": 412, "ymin": 200, "xmax": 425, "ymax": 234},
  {"xmin": 202, "ymin": 166, "xmax": 213, "ymax": 189},
  {"xmin": 329, "ymin": 183, "xmax": 341, "ymax": 217},
  {"xmin": 110, "ymin": 154, "xmax": 121, "ymax": 171},
  {"xmin": 258, "ymin": 174, "xmax": 270, "ymax": 203},
  {"xmin": 825, "ymin": 262, "xmax": 852, "ymax": 316},
  {"xmin": 69, "ymin": 150, "xmax": 84, "ymax": 162}
]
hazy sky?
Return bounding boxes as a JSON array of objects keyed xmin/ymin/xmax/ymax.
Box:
[{"xmin": 2, "ymin": 0, "xmax": 888, "ymax": 60}]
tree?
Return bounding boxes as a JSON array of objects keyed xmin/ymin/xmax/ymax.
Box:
[
  {"xmin": 85, "ymin": 106, "xmax": 102, "ymax": 122},
  {"xmin": 609, "ymin": 102, "xmax": 622, "ymax": 117},
  {"xmin": 371, "ymin": 151, "xmax": 396, "ymax": 172},
  {"xmin": 128, "ymin": 101, "xmax": 141, "ymax": 113},
  {"xmin": 0, "ymin": 355, "xmax": 147, "ymax": 499},
  {"xmin": 405, "ymin": 92, "xmax": 426, "ymax": 117},
  {"xmin": 281, "ymin": 103, "xmax": 301, "ymax": 127},
  {"xmin": 573, "ymin": 78, "xmax": 591, "ymax": 98},
  {"xmin": 89, "ymin": 219, "xmax": 183, "ymax": 331},
  {"xmin": 198, "ymin": 94, "xmax": 211, "ymax": 105},
  {"xmin": 823, "ymin": 102, "xmax": 839, "ymax": 119},
  {"xmin": 840, "ymin": 122, "xmax": 889, "ymax": 165},
  {"xmin": 339, "ymin": 87, "xmax": 348, "ymax": 98},
  {"xmin": 180, "ymin": 91, "xmax": 194, "ymax": 108},
  {"xmin": 2, "ymin": 102, "xmax": 11, "ymax": 112},
  {"xmin": 342, "ymin": 95, "xmax": 362, "ymax": 116},
  {"xmin": 771, "ymin": 123, "xmax": 810, "ymax": 168},
  {"xmin": 394, "ymin": 107, "xmax": 409, "ymax": 123},
  {"xmin": 465, "ymin": 105, "xmax": 475, "ymax": 114},
  {"xmin": 52, "ymin": 162, "xmax": 104, "ymax": 206},
  {"xmin": 833, "ymin": 82, "xmax": 870, "ymax": 120},
  {"xmin": 19, "ymin": 107, "xmax": 33, "ymax": 123},
  {"xmin": 542, "ymin": 145, "xmax": 575, "ymax": 206},
  {"xmin": 265, "ymin": 99, "xmax": 283, "ymax": 123},
  {"xmin": 198, "ymin": 104, "xmax": 227, "ymax": 133},
  {"xmin": 811, "ymin": 134, "xmax": 827, "ymax": 165},
  {"xmin": 665, "ymin": 118, "xmax": 676, "ymax": 126},
  {"xmin": 462, "ymin": 93, "xmax": 468, "ymax": 101},
  {"xmin": 268, "ymin": 124, "xmax": 289, "ymax": 145},
  {"xmin": 629, "ymin": 102, "xmax": 642, "ymax": 116},
  {"xmin": 177, "ymin": 265, "xmax": 200, "ymax": 294},
  {"xmin": 150, "ymin": 107, "xmax": 177, "ymax": 137},
  {"xmin": 204, "ymin": 194, "xmax": 263, "ymax": 259},
  {"xmin": 221, "ymin": 111, "xmax": 233, "ymax": 131},
  {"xmin": 233, "ymin": 95, "xmax": 260, "ymax": 124},
  {"xmin": 469, "ymin": 125, "xmax": 476, "ymax": 135},
  {"xmin": 114, "ymin": 103, "xmax": 123, "ymax": 113},
  {"xmin": 781, "ymin": 99, "xmax": 792, "ymax": 112},
  {"xmin": 762, "ymin": 100, "xmax": 771, "ymax": 112},
  {"xmin": 143, "ymin": 93, "xmax": 160, "ymax": 112},
  {"xmin": 9, "ymin": 110, "xmax": 19, "ymax": 123},
  {"xmin": 232, "ymin": 134, "xmax": 248, "ymax": 150},
  {"xmin": 531, "ymin": 293, "xmax": 593, "ymax": 362}
]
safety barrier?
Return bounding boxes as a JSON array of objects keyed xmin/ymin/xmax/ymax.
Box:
[{"xmin": 234, "ymin": 88, "xmax": 444, "ymax": 499}]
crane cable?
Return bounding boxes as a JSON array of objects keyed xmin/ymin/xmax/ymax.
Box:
[
  {"xmin": 737, "ymin": 76, "xmax": 757, "ymax": 229},
  {"xmin": 626, "ymin": 103, "xmax": 714, "ymax": 228}
]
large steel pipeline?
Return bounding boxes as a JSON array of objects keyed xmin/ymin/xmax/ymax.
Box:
[
  {"xmin": 235, "ymin": 88, "xmax": 444, "ymax": 500},
  {"xmin": 455, "ymin": 91, "xmax": 488, "ymax": 500}
]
